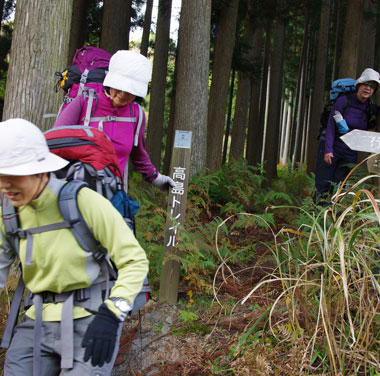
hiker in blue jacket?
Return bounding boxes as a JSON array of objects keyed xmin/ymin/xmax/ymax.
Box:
[{"xmin": 314, "ymin": 68, "xmax": 380, "ymax": 204}]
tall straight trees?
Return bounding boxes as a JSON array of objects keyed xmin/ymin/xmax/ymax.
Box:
[
  {"xmin": 173, "ymin": 0, "xmax": 211, "ymax": 178},
  {"xmin": 3, "ymin": 0, "xmax": 73, "ymax": 130},
  {"xmin": 306, "ymin": 0, "xmax": 330, "ymax": 173},
  {"xmin": 339, "ymin": 0, "xmax": 364, "ymax": 77},
  {"xmin": 246, "ymin": 25, "xmax": 264, "ymax": 165},
  {"xmin": 229, "ymin": 8, "xmax": 255, "ymax": 162},
  {"xmin": 140, "ymin": 0, "xmax": 154, "ymax": 57},
  {"xmin": 251, "ymin": 23, "xmax": 271, "ymax": 166},
  {"xmin": 206, "ymin": 0, "xmax": 239, "ymax": 173},
  {"xmin": 263, "ymin": 17, "xmax": 285, "ymax": 184},
  {"xmin": 146, "ymin": 0, "xmax": 172, "ymax": 170},
  {"xmin": 100, "ymin": 0, "xmax": 131, "ymax": 53},
  {"xmin": 358, "ymin": 0, "xmax": 376, "ymax": 72},
  {"xmin": 68, "ymin": 0, "xmax": 89, "ymax": 63}
]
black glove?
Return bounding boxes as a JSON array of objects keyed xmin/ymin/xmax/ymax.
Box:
[{"xmin": 81, "ymin": 303, "xmax": 120, "ymax": 367}]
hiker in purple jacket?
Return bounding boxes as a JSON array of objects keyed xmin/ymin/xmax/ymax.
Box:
[
  {"xmin": 314, "ymin": 68, "xmax": 380, "ymax": 204},
  {"xmin": 54, "ymin": 50, "xmax": 175, "ymax": 193}
]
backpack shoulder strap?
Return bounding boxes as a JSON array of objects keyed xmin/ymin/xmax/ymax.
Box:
[
  {"xmin": 58, "ymin": 181, "xmax": 102, "ymax": 258},
  {"xmin": 342, "ymin": 93, "xmax": 351, "ymax": 116},
  {"xmin": 58, "ymin": 181, "xmax": 117, "ymax": 283},
  {"xmin": 134, "ymin": 103, "xmax": 143, "ymax": 147},
  {"xmin": 82, "ymin": 88, "xmax": 97, "ymax": 127},
  {"xmin": 1, "ymin": 197, "xmax": 21, "ymax": 254}
]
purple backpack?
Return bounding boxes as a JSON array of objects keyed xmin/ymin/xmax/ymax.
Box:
[{"xmin": 55, "ymin": 46, "xmax": 112, "ymax": 113}]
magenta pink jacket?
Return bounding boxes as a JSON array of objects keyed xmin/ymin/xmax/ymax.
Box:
[{"xmin": 53, "ymin": 90, "xmax": 158, "ymax": 182}]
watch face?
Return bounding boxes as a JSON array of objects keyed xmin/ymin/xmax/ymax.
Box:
[{"xmin": 118, "ymin": 300, "xmax": 130, "ymax": 312}]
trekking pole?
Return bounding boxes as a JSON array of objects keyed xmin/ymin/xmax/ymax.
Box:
[{"xmin": 159, "ymin": 130, "xmax": 192, "ymax": 304}]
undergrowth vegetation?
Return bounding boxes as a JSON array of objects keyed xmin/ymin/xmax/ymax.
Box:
[
  {"xmin": 1, "ymin": 159, "xmax": 379, "ymax": 375},
  {"xmin": 130, "ymin": 159, "xmax": 380, "ymax": 374},
  {"xmin": 130, "ymin": 159, "xmax": 315, "ymax": 291}
]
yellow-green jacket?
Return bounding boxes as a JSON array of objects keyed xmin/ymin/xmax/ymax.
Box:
[{"xmin": 0, "ymin": 177, "xmax": 149, "ymax": 321}]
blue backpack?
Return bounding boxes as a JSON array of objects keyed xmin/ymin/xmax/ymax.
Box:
[
  {"xmin": 318, "ymin": 78, "xmax": 356, "ymax": 140},
  {"xmin": 318, "ymin": 78, "xmax": 378, "ymax": 140}
]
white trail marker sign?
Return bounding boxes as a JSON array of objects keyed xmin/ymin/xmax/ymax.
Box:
[{"xmin": 340, "ymin": 130, "xmax": 380, "ymax": 154}]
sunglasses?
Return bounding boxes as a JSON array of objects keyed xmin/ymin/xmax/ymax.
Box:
[{"xmin": 363, "ymin": 81, "xmax": 377, "ymax": 89}]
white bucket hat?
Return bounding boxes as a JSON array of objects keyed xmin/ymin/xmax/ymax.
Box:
[
  {"xmin": 355, "ymin": 68, "xmax": 380, "ymax": 90},
  {"xmin": 103, "ymin": 50, "xmax": 152, "ymax": 98},
  {"xmin": 0, "ymin": 118, "xmax": 68, "ymax": 176}
]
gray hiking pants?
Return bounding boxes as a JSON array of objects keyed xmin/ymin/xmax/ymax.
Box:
[{"xmin": 4, "ymin": 316, "xmax": 122, "ymax": 376}]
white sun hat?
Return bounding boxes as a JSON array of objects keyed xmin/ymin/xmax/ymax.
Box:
[
  {"xmin": 355, "ymin": 68, "xmax": 380, "ymax": 89},
  {"xmin": 103, "ymin": 50, "xmax": 152, "ymax": 98},
  {"xmin": 0, "ymin": 118, "xmax": 69, "ymax": 176}
]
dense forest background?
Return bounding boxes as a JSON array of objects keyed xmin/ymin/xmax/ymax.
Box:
[
  {"xmin": 0, "ymin": 0, "xmax": 379, "ymax": 184},
  {"xmin": 1, "ymin": 2, "xmax": 380, "ymax": 374}
]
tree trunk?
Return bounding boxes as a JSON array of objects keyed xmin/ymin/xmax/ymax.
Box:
[
  {"xmin": 263, "ymin": 18, "xmax": 285, "ymax": 185},
  {"xmin": 140, "ymin": 0, "xmax": 154, "ymax": 56},
  {"xmin": 289, "ymin": 12, "xmax": 309, "ymax": 168},
  {"xmin": 68, "ymin": 0, "xmax": 89, "ymax": 64},
  {"xmin": 222, "ymin": 69, "xmax": 236, "ymax": 165},
  {"xmin": 163, "ymin": 23, "xmax": 180, "ymax": 175},
  {"xmin": 253, "ymin": 24, "xmax": 271, "ymax": 166},
  {"xmin": 246, "ymin": 25, "xmax": 264, "ymax": 165},
  {"xmin": 331, "ymin": 0, "xmax": 343, "ymax": 81},
  {"xmin": 146, "ymin": 0, "xmax": 172, "ymax": 170},
  {"xmin": 229, "ymin": 9, "xmax": 255, "ymax": 162},
  {"xmin": 306, "ymin": 0, "xmax": 330, "ymax": 173},
  {"xmin": 173, "ymin": 0, "xmax": 211, "ymax": 178},
  {"xmin": 358, "ymin": 0, "xmax": 376, "ymax": 72},
  {"xmin": 206, "ymin": 0, "xmax": 239, "ymax": 172},
  {"xmin": 3, "ymin": 0, "xmax": 73, "ymax": 130},
  {"xmin": 339, "ymin": 0, "xmax": 364, "ymax": 78},
  {"xmin": 0, "ymin": 0, "xmax": 5, "ymax": 26},
  {"xmin": 100, "ymin": 0, "xmax": 131, "ymax": 54}
]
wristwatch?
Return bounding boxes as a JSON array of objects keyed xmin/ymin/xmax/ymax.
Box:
[{"xmin": 109, "ymin": 298, "xmax": 132, "ymax": 321}]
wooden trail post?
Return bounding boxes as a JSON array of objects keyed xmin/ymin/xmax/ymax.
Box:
[{"xmin": 159, "ymin": 130, "xmax": 192, "ymax": 304}]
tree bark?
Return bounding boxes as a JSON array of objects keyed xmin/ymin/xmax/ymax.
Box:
[
  {"xmin": 146, "ymin": 0, "xmax": 172, "ymax": 170},
  {"xmin": 251, "ymin": 23, "xmax": 271, "ymax": 166},
  {"xmin": 100, "ymin": 0, "xmax": 131, "ymax": 54},
  {"xmin": 140, "ymin": 0, "xmax": 154, "ymax": 56},
  {"xmin": 222, "ymin": 69, "xmax": 236, "ymax": 165},
  {"xmin": 331, "ymin": 0, "xmax": 343, "ymax": 81},
  {"xmin": 0, "ymin": 0, "xmax": 5, "ymax": 26},
  {"xmin": 289, "ymin": 12, "xmax": 309, "ymax": 168},
  {"xmin": 306, "ymin": 0, "xmax": 330, "ymax": 173},
  {"xmin": 358, "ymin": 0, "xmax": 376, "ymax": 72},
  {"xmin": 339, "ymin": 0, "xmax": 364, "ymax": 78},
  {"xmin": 206, "ymin": 0, "xmax": 239, "ymax": 172},
  {"xmin": 173, "ymin": 0, "xmax": 211, "ymax": 178},
  {"xmin": 3, "ymin": 0, "xmax": 73, "ymax": 130},
  {"xmin": 246, "ymin": 26, "xmax": 264, "ymax": 165},
  {"xmin": 263, "ymin": 18, "xmax": 285, "ymax": 185},
  {"xmin": 68, "ymin": 0, "xmax": 89, "ymax": 64},
  {"xmin": 229, "ymin": 8, "xmax": 255, "ymax": 162}
]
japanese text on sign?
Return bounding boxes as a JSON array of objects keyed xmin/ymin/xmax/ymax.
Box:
[{"xmin": 166, "ymin": 167, "xmax": 186, "ymax": 247}]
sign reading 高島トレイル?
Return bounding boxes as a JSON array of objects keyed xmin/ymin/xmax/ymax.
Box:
[{"xmin": 159, "ymin": 130, "xmax": 192, "ymax": 304}]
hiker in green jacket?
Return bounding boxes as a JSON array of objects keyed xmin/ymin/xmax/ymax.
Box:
[{"xmin": 0, "ymin": 118, "xmax": 149, "ymax": 375}]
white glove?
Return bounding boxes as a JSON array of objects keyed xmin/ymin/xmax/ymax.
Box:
[{"xmin": 152, "ymin": 173, "xmax": 176, "ymax": 194}]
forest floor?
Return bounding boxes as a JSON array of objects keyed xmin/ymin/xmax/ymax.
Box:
[{"xmin": 111, "ymin": 230, "xmax": 281, "ymax": 376}]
